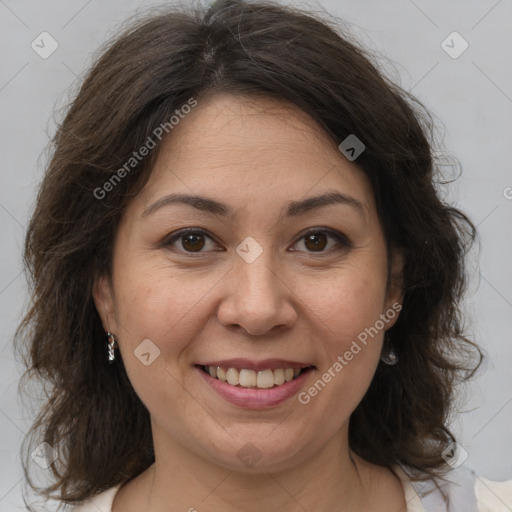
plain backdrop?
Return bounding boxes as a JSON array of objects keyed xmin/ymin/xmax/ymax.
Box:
[{"xmin": 0, "ymin": 0, "xmax": 511, "ymax": 510}]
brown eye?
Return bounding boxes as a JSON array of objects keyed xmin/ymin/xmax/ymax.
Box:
[
  {"xmin": 181, "ymin": 233, "xmax": 206, "ymax": 252},
  {"xmin": 164, "ymin": 228, "xmax": 218, "ymax": 254},
  {"xmin": 304, "ymin": 232, "xmax": 328, "ymax": 251},
  {"xmin": 292, "ymin": 229, "xmax": 351, "ymax": 253},
  {"xmin": 163, "ymin": 227, "xmax": 351, "ymax": 256}
]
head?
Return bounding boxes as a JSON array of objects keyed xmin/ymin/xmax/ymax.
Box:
[
  {"xmin": 17, "ymin": 0, "xmax": 482, "ymax": 506},
  {"xmin": 92, "ymin": 89, "xmax": 406, "ymax": 476}
]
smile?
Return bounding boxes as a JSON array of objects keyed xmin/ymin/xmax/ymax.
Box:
[
  {"xmin": 200, "ymin": 365, "xmax": 312, "ymax": 389},
  {"xmin": 195, "ymin": 359, "xmax": 316, "ymax": 408}
]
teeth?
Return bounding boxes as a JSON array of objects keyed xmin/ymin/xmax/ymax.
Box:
[
  {"xmin": 205, "ymin": 366, "xmax": 306, "ymax": 389},
  {"xmin": 217, "ymin": 367, "xmax": 227, "ymax": 381},
  {"xmin": 239, "ymin": 369, "xmax": 256, "ymax": 387},
  {"xmin": 274, "ymin": 368, "xmax": 285, "ymax": 385},
  {"xmin": 257, "ymin": 369, "xmax": 274, "ymax": 388}
]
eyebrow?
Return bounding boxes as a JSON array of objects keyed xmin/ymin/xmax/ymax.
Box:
[{"xmin": 141, "ymin": 191, "xmax": 365, "ymax": 221}]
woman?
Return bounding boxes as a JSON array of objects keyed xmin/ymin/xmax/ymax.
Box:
[{"xmin": 16, "ymin": 0, "xmax": 512, "ymax": 510}]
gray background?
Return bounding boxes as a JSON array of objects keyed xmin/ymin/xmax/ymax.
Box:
[{"xmin": 1, "ymin": 0, "xmax": 511, "ymax": 509}]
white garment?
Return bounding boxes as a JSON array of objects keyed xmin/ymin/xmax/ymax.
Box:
[
  {"xmin": 393, "ymin": 464, "xmax": 512, "ymax": 511},
  {"xmin": 69, "ymin": 464, "xmax": 512, "ymax": 512}
]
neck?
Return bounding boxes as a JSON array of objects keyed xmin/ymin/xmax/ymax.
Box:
[{"xmin": 137, "ymin": 425, "xmax": 369, "ymax": 512}]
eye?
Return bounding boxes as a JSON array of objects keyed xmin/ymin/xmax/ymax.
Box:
[
  {"xmin": 291, "ymin": 228, "xmax": 352, "ymax": 253},
  {"xmin": 162, "ymin": 227, "xmax": 352, "ymax": 256},
  {"xmin": 163, "ymin": 228, "xmax": 220, "ymax": 255}
]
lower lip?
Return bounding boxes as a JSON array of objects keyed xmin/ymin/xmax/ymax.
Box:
[{"xmin": 196, "ymin": 366, "xmax": 314, "ymax": 409}]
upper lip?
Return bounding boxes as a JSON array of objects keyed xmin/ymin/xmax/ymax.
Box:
[{"xmin": 197, "ymin": 358, "xmax": 314, "ymax": 371}]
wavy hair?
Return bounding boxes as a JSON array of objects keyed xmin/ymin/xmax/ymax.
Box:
[{"xmin": 15, "ymin": 0, "xmax": 483, "ymax": 508}]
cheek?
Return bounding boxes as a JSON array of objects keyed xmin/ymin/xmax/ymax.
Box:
[
  {"xmin": 297, "ymin": 269, "xmax": 387, "ymax": 407},
  {"xmin": 302, "ymin": 269, "xmax": 387, "ymax": 346},
  {"xmin": 111, "ymin": 268, "xmax": 208, "ymax": 416},
  {"xmin": 295, "ymin": 278, "xmax": 385, "ymax": 432},
  {"xmin": 309, "ymin": 272, "xmax": 387, "ymax": 400},
  {"xmin": 113, "ymin": 262, "xmax": 221, "ymax": 357}
]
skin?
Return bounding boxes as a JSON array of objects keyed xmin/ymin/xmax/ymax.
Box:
[{"xmin": 93, "ymin": 92, "xmax": 406, "ymax": 511}]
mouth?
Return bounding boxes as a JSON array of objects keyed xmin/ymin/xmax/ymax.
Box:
[{"xmin": 196, "ymin": 364, "xmax": 315, "ymax": 389}]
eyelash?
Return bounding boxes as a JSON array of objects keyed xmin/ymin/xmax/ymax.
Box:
[{"xmin": 161, "ymin": 227, "xmax": 352, "ymax": 256}]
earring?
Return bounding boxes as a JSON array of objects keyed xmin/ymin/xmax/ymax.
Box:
[
  {"xmin": 380, "ymin": 332, "xmax": 398, "ymax": 365},
  {"xmin": 106, "ymin": 332, "xmax": 118, "ymax": 364}
]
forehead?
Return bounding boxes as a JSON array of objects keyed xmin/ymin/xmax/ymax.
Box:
[{"xmin": 136, "ymin": 93, "xmax": 375, "ymax": 221}]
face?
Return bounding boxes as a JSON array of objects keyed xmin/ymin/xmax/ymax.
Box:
[{"xmin": 94, "ymin": 93, "xmax": 403, "ymax": 473}]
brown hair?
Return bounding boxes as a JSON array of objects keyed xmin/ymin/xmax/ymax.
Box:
[{"xmin": 15, "ymin": 0, "xmax": 483, "ymax": 508}]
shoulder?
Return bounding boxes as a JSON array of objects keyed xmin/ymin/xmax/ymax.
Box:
[
  {"xmin": 475, "ymin": 474, "xmax": 512, "ymax": 512},
  {"xmin": 392, "ymin": 463, "xmax": 512, "ymax": 512},
  {"xmin": 68, "ymin": 484, "xmax": 121, "ymax": 512}
]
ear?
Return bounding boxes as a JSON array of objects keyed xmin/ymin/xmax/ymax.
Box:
[
  {"xmin": 384, "ymin": 247, "xmax": 405, "ymax": 329},
  {"xmin": 92, "ymin": 272, "xmax": 118, "ymax": 333}
]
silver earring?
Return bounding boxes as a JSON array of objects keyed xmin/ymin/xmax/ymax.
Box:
[
  {"xmin": 106, "ymin": 332, "xmax": 118, "ymax": 364},
  {"xmin": 380, "ymin": 333, "xmax": 398, "ymax": 365}
]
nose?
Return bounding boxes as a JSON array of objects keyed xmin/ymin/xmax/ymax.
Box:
[{"xmin": 217, "ymin": 249, "xmax": 297, "ymax": 336}]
